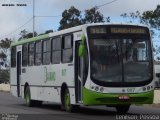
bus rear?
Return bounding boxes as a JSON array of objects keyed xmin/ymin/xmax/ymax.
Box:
[{"xmin": 82, "ymin": 24, "xmax": 154, "ymax": 113}]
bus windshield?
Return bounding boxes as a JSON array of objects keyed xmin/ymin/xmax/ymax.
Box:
[{"xmin": 89, "ymin": 38, "xmax": 152, "ymax": 85}]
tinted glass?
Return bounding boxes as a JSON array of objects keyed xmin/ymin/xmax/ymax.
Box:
[
  {"xmin": 22, "ymin": 44, "xmax": 28, "ymax": 66},
  {"xmin": 11, "ymin": 47, "xmax": 16, "ymax": 67}
]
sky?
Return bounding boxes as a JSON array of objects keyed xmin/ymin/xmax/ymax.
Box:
[{"xmin": 0, "ymin": 0, "xmax": 160, "ymax": 40}]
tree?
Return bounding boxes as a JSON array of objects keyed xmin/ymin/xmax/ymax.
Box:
[
  {"xmin": 0, "ymin": 38, "xmax": 11, "ymax": 83},
  {"xmin": 141, "ymin": 5, "xmax": 160, "ymax": 29},
  {"xmin": 58, "ymin": 6, "xmax": 108, "ymax": 30},
  {"xmin": 45, "ymin": 30, "xmax": 53, "ymax": 34},
  {"xmin": 59, "ymin": 6, "xmax": 82, "ymax": 30},
  {"xmin": 120, "ymin": 5, "xmax": 160, "ymax": 60},
  {"xmin": 121, "ymin": 11, "xmax": 141, "ymax": 23},
  {"xmin": 0, "ymin": 38, "xmax": 11, "ymax": 69},
  {"xmin": 121, "ymin": 5, "xmax": 160, "ymax": 32},
  {"xmin": 19, "ymin": 29, "xmax": 38, "ymax": 40},
  {"xmin": 83, "ymin": 7, "xmax": 105, "ymax": 23},
  {"xmin": 19, "ymin": 29, "xmax": 27, "ymax": 39},
  {"xmin": 0, "ymin": 70, "xmax": 9, "ymax": 83}
]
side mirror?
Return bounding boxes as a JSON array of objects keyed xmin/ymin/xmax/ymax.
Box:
[
  {"xmin": 79, "ymin": 43, "xmax": 85, "ymax": 57},
  {"xmin": 78, "ymin": 34, "xmax": 86, "ymax": 57}
]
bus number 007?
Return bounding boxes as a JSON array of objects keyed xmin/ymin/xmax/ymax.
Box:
[{"xmin": 127, "ymin": 88, "xmax": 135, "ymax": 93}]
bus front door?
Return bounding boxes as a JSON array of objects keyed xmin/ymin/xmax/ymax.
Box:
[
  {"xmin": 75, "ymin": 41, "xmax": 83, "ymax": 103},
  {"xmin": 17, "ymin": 51, "xmax": 21, "ymax": 97}
]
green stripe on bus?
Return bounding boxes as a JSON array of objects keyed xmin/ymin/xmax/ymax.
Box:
[
  {"xmin": 11, "ymin": 34, "xmax": 49, "ymax": 46},
  {"xmin": 83, "ymin": 87, "xmax": 154, "ymax": 105}
]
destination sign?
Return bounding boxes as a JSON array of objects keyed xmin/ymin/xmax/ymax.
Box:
[
  {"xmin": 90, "ymin": 27, "xmax": 106, "ymax": 34},
  {"xmin": 111, "ymin": 27, "xmax": 147, "ymax": 34}
]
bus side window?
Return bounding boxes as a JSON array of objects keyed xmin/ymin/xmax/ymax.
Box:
[
  {"xmin": 35, "ymin": 41, "xmax": 42, "ymax": 65},
  {"xmin": 62, "ymin": 35, "xmax": 73, "ymax": 63},
  {"xmin": 28, "ymin": 42, "xmax": 35, "ymax": 66},
  {"xmin": 11, "ymin": 46, "xmax": 16, "ymax": 67},
  {"xmin": 43, "ymin": 39, "xmax": 51, "ymax": 65},
  {"xmin": 22, "ymin": 44, "xmax": 28, "ymax": 66},
  {"xmin": 52, "ymin": 37, "xmax": 61, "ymax": 64}
]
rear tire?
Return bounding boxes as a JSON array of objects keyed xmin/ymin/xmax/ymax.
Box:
[
  {"xmin": 24, "ymin": 86, "xmax": 42, "ymax": 107},
  {"xmin": 24, "ymin": 86, "xmax": 34, "ymax": 107},
  {"xmin": 115, "ymin": 105, "xmax": 130, "ymax": 114}
]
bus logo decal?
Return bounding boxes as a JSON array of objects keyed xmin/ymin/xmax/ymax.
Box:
[{"xmin": 46, "ymin": 72, "xmax": 56, "ymax": 82}]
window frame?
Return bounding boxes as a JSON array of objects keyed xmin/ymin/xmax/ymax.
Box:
[
  {"xmin": 28, "ymin": 42, "xmax": 35, "ymax": 66},
  {"xmin": 22, "ymin": 44, "xmax": 28, "ymax": 67},
  {"xmin": 35, "ymin": 41, "xmax": 42, "ymax": 66},
  {"xmin": 11, "ymin": 46, "xmax": 16, "ymax": 68},
  {"xmin": 51, "ymin": 37, "xmax": 62, "ymax": 64},
  {"xmin": 42, "ymin": 39, "xmax": 51, "ymax": 65},
  {"xmin": 62, "ymin": 34, "xmax": 73, "ymax": 63}
]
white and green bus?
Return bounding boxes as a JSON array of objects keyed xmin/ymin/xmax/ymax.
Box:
[{"xmin": 10, "ymin": 23, "xmax": 154, "ymax": 114}]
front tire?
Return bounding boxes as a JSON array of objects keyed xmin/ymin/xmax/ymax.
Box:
[
  {"xmin": 63, "ymin": 88, "xmax": 78, "ymax": 112},
  {"xmin": 115, "ymin": 105, "xmax": 130, "ymax": 114}
]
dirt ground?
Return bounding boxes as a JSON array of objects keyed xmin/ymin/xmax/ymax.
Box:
[{"xmin": 0, "ymin": 84, "xmax": 10, "ymax": 92}]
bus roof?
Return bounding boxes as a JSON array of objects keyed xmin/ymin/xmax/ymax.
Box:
[
  {"xmin": 11, "ymin": 23, "xmax": 149, "ymax": 47},
  {"xmin": 11, "ymin": 25, "xmax": 83, "ymax": 47},
  {"xmin": 11, "ymin": 34, "xmax": 49, "ymax": 47}
]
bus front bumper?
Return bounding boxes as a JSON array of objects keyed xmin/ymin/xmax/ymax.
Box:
[{"xmin": 83, "ymin": 88, "xmax": 154, "ymax": 105}]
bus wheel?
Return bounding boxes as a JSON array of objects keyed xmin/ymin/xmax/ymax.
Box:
[
  {"xmin": 63, "ymin": 88, "xmax": 78, "ymax": 112},
  {"xmin": 64, "ymin": 88, "xmax": 72, "ymax": 112},
  {"xmin": 24, "ymin": 86, "xmax": 34, "ymax": 107},
  {"xmin": 115, "ymin": 105, "xmax": 130, "ymax": 114}
]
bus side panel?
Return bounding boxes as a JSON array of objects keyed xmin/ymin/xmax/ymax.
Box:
[
  {"xmin": 59, "ymin": 63, "xmax": 76, "ymax": 104},
  {"xmin": 22, "ymin": 66, "xmax": 43, "ymax": 100},
  {"xmin": 10, "ymin": 68, "xmax": 17, "ymax": 97},
  {"xmin": 21, "ymin": 86, "xmax": 25, "ymax": 98},
  {"xmin": 69, "ymin": 88, "xmax": 76, "ymax": 104},
  {"xmin": 37, "ymin": 87, "xmax": 61, "ymax": 103},
  {"xmin": 40, "ymin": 64, "xmax": 62, "ymax": 102},
  {"xmin": 21, "ymin": 64, "xmax": 62, "ymax": 103},
  {"xmin": 10, "ymin": 85, "xmax": 17, "ymax": 97},
  {"xmin": 30, "ymin": 87, "xmax": 38, "ymax": 100}
]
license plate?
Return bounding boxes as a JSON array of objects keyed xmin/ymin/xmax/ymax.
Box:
[{"xmin": 118, "ymin": 95, "xmax": 130, "ymax": 100}]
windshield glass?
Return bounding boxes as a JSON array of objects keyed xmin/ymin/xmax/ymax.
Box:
[{"xmin": 89, "ymin": 38, "xmax": 152, "ymax": 83}]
